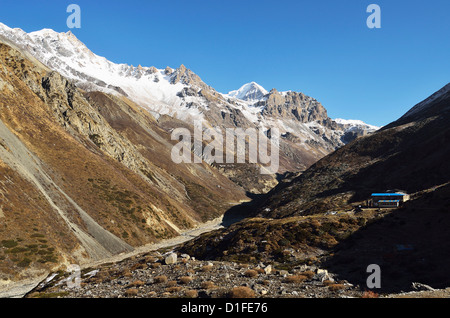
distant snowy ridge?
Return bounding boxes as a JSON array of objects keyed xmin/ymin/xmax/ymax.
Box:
[
  {"xmin": 0, "ymin": 22, "xmax": 207, "ymax": 122},
  {"xmin": 333, "ymin": 118, "xmax": 380, "ymax": 131}
]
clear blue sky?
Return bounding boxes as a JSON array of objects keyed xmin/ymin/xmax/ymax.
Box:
[{"xmin": 1, "ymin": 0, "xmax": 449, "ymax": 127}]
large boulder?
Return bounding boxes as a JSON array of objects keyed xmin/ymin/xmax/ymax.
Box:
[{"xmin": 164, "ymin": 253, "xmax": 178, "ymax": 265}]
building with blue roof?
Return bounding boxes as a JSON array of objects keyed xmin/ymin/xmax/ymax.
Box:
[{"xmin": 371, "ymin": 192, "xmax": 410, "ymax": 208}]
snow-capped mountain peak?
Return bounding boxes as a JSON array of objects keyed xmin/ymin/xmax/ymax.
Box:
[
  {"xmin": 0, "ymin": 24, "xmax": 215, "ymax": 121},
  {"xmin": 227, "ymin": 82, "xmax": 268, "ymax": 102},
  {"xmin": 0, "ymin": 22, "xmax": 380, "ymax": 154}
]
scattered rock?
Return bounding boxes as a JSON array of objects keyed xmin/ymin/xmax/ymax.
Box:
[
  {"xmin": 164, "ymin": 253, "xmax": 177, "ymax": 265},
  {"xmin": 26, "ymin": 250, "xmax": 366, "ymax": 299},
  {"xmin": 412, "ymin": 282, "xmax": 435, "ymax": 291},
  {"xmin": 278, "ymin": 270, "xmax": 289, "ymax": 277},
  {"xmin": 316, "ymin": 269, "xmax": 328, "ymax": 275},
  {"xmin": 314, "ymin": 269, "xmax": 332, "ymax": 282}
]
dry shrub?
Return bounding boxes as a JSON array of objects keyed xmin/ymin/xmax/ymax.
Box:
[
  {"xmin": 120, "ymin": 269, "xmax": 133, "ymax": 278},
  {"xmin": 284, "ymin": 275, "xmax": 307, "ymax": 284},
  {"xmin": 362, "ymin": 290, "xmax": 379, "ymax": 298},
  {"xmin": 306, "ymin": 256, "xmax": 318, "ymax": 265},
  {"xmin": 146, "ymin": 291, "xmax": 157, "ymax": 297},
  {"xmin": 27, "ymin": 292, "xmax": 41, "ymax": 298},
  {"xmin": 93, "ymin": 270, "xmax": 110, "ymax": 283},
  {"xmin": 244, "ymin": 269, "xmax": 258, "ymax": 278},
  {"xmin": 201, "ymin": 265, "xmax": 213, "ymax": 272},
  {"xmin": 328, "ymin": 284, "xmax": 346, "ymax": 291},
  {"xmin": 167, "ymin": 286, "xmax": 183, "ymax": 293},
  {"xmin": 185, "ymin": 290, "xmax": 198, "ymax": 298},
  {"xmin": 131, "ymin": 263, "xmax": 147, "ymax": 271},
  {"xmin": 145, "ymin": 255, "xmax": 157, "ymax": 263},
  {"xmin": 201, "ymin": 281, "xmax": 217, "ymax": 290},
  {"xmin": 154, "ymin": 275, "xmax": 168, "ymax": 284},
  {"xmin": 179, "ymin": 276, "xmax": 193, "ymax": 284},
  {"xmin": 167, "ymin": 280, "xmax": 178, "ymax": 287},
  {"xmin": 124, "ymin": 288, "xmax": 139, "ymax": 297},
  {"xmin": 128, "ymin": 280, "xmax": 145, "ymax": 288},
  {"xmin": 301, "ymin": 270, "xmax": 315, "ymax": 279},
  {"xmin": 228, "ymin": 286, "xmax": 255, "ymax": 298}
]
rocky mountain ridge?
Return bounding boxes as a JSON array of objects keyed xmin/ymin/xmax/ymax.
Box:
[{"xmin": 0, "ymin": 23, "xmax": 379, "ymax": 193}]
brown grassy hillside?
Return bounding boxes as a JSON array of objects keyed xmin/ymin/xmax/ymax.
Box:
[{"xmin": 0, "ymin": 41, "xmax": 247, "ymax": 282}]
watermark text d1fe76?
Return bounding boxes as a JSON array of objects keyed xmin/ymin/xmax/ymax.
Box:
[
  {"xmin": 67, "ymin": 4, "xmax": 81, "ymax": 29},
  {"xmin": 171, "ymin": 120, "xmax": 280, "ymax": 175},
  {"xmin": 366, "ymin": 264, "xmax": 381, "ymax": 289},
  {"xmin": 367, "ymin": 4, "xmax": 381, "ymax": 29}
]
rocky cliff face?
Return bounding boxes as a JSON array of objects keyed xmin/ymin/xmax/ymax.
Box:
[{"xmin": 260, "ymin": 89, "xmax": 329, "ymax": 123}]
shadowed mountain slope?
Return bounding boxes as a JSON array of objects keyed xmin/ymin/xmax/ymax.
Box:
[
  {"xmin": 254, "ymin": 83, "xmax": 450, "ymax": 218},
  {"xmin": 179, "ymin": 83, "xmax": 450, "ymax": 293}
]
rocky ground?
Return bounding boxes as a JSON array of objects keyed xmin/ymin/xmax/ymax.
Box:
[
  {"xmin": 23, "ymin": 243, "xmax": 450, "ymax": 299},
  {"xmin": 25, "ymin": 244, "xmax": 416, "ymax": 300},
  {"xmin": 10, "ymin": 209, "xmax": 450, "ymax": 299},
  {"xmin": 25, "ymin": 249, "xmax": 367, "ymax": 299}
]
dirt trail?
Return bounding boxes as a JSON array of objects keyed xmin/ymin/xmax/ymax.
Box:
[
  {"xmin": 0, "ymin": 215, "xmax": 225, "ymax": 298},
  {"xmin": 81, "ymin": 214, "xmax": 225, "ymax": 269}
]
